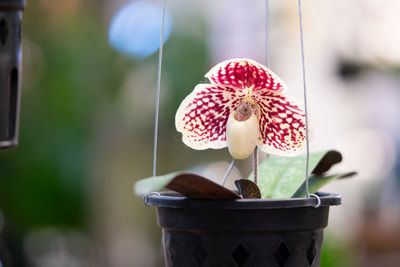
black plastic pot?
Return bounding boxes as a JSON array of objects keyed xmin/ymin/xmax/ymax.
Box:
[
  {"xmin": 145, "ymin": 192, "xmax": 341, "ymax": 267},
  {"xmin": 0, "ymin": 0, "xmax": 25, "ymax": 149}
]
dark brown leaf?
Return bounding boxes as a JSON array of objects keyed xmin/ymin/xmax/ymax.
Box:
[
  {"xmin": 234, "ymin": 179, "xmax": 261, "ymax": 199},
  {"xmin": 311, "ymin": 150, "xmax": 342, "ymax": 176},
  {"xmin": 166, "ymin": 173, "xmax": 241, "ymax": 200},
  {"xmin": 338, "ymin": 171, "xmax": 357, "ymax": 179}
]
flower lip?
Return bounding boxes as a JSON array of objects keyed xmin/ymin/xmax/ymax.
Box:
[{"xmin": 226, "ymin": 112, "xmax": 260, "ymax": 160}]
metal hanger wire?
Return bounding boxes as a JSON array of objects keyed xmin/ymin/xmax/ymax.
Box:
[
  {"xmin": 153, "ymin": 0, "xmax": 313, "ymax": 202},
  {"xmin": 297, "ymin": 0, "xmax": 312, "ymax": 198},
  {"xmin": 152, "ymin": 0, "xmax": 167, "ymax": 177},
  {"xmin": 253, "ymin": 0, "xmax": 271, "ymax": 185}
]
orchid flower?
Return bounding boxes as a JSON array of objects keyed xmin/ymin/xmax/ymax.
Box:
[{"xmin": 175, "ymin": 58, "xmax": 306, "ymax": 159}]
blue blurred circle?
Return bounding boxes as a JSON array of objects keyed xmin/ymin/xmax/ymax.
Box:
[{"xmin": 109, "ymin": 1, "xmax": 172, "ymax": 59}]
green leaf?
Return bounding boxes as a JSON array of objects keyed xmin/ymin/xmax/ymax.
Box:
[
  {"xmin": 292, "ymin": 172, "xmax": 356, "ymax": 198},
  {"xmin": 133, "ymin": 171, "xmax": 182, "ymax": 196},
  {"xmin": 249, "ymin": 150, "xmax": 341, "ymax": 198}
]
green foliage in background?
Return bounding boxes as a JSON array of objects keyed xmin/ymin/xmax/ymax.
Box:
[
  {"xmin": 320, "ymin": 236, "xmax": 355, "ymax": 267},
  {"xmin": 0, "ymin": 3, "xmax": 131, "ymax": 231},
  {"xmin": 0, "ymin": 0, "xmax": 211, "ymax": 242}
]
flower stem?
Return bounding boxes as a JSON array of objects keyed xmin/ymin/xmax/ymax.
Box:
[{"xmin": 253, "ymin": 147, "xmax": 258, "ymax": 184}]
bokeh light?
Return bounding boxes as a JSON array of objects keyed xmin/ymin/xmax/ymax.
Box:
[{"xmin": 109, "ymin": 1, "xmax": 172, "ymax": 59}]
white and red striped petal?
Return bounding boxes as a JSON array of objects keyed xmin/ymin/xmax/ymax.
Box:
[
  {"xmin": 205, "ymin": 58, "xmax": 287, "ymax": 92},
  {"xmin": 175, "ymin": 84, "xmax": 246, "ymax": 150},
  {"xmin": 253, "ymin": 90, "xmax": 306, "ymax": 156}
]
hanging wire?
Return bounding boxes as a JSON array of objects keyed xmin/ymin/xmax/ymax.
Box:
[
  {"xmin": 253, "ymin": 0, "xmax": 271, "ymax": 183},
  {"xmin": 152, "ymin": 0, "xmax": 167, "ymax": 177},
  {"xmin": 265, "ymin": 0, "xmax": 270, "ymax": 68},
  {"xmin": 253, "ymin": 0, "xmax": 271, "ymax": 184},
  {"xmin": 221, "ymin": 158, "xmax": 236, "ymax": 185},
  {"xmin": 264, "ymin": 0, "xmax": 271, "ymax": 161},
  {"xmin": 297, "ymin": 0, "xmax": 311, "ymax": 198},
  {"xmin": 223, "ymin": 157, "xmax": 235, "ymax": 184}
]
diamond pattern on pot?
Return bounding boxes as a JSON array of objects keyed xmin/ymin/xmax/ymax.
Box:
[
  {"xmin": 306, "ymin": 238, "xmax": 317, "ymax": 266},
  {"xmin": 0, "ymin": 19, "xmax": 8, "ymax": 46},
  {"xmin": 232, "ymin": 244, "xmax": 250, "ymax": 267},
  {"xmin": 165, "ymin": 234, "xmax": 178, "ymax": 265},
  {"xmin": 273, "ymin": 241, "xmax": 290, "ymax": 267},
  {"xmin": 192, "ymin": 243, "xmax": 207, "ymax": 266}
]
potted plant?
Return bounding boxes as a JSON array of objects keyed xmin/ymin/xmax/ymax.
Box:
[{"xmin": 134, "ymin": 58, "xmax": 355, "ymax": 267}]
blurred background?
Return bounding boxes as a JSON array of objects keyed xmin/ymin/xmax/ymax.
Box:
[{"xmin": 1, "ymin": 0, "xmax": 400, "ymax": 266}]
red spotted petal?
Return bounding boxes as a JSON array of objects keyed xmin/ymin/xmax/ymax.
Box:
[
  {"xmin": 205, "ymin": 58, "xmax": 287, "ymax": 92},
  {"xmin": 175, "ymin": 84, "xmax": 246, "ymax": 150},
  {"xmin": 253, "ymin": 90, "xmax": 306, "ymax": 156}
]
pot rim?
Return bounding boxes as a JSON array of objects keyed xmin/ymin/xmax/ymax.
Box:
[
  {"xmin": 144, "ymin": 191, "xmax": 341, "ymax": 209},
  {"xmin": 0, "ymin": 0, "xmax": 26, "ymax": 10}
]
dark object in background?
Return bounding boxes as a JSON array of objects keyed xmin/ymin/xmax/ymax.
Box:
[
  {"xmin": 337, "ymin": 60, "xmax": 363, "ymax": 81},
  {"xmin": 0, "ymin": 0, "xmax": 25, "ymax": 149},
  {"xmin": 145, "ymin": 192, "xmax": 341, "ymax": 267}
]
